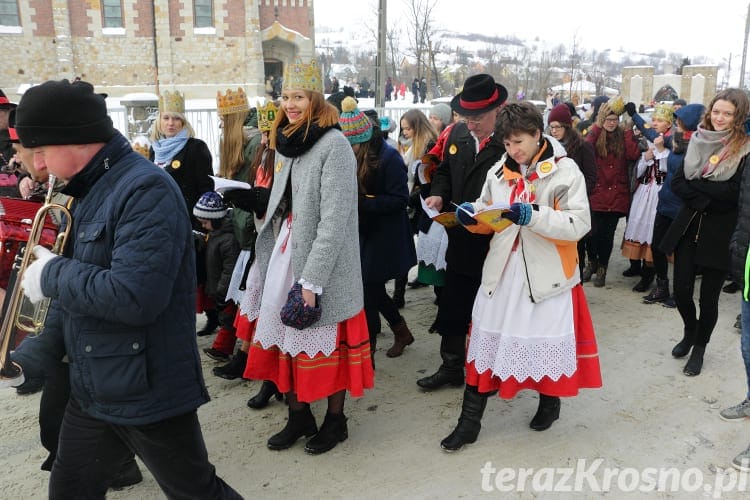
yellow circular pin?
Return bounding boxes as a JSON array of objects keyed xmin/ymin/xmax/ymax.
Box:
[
  {"xmin": 539, "ymin": 161, "xmax": 553, "ymax": 174},
  {"xmin": 709, "ymin": 155, "xmax": 720, "ymax": 165},
  {"xmin": 644, "ymin": 124, "xmax": 651, "ymax": 129},
  {"xmin": 449, "ymin": 144, "xmax": 458, "ymax": 155},
  {"xmin": 171, "ymin": 160, "xmax": 181, "ymax": 169},
  {"xmin": 275, "ymin": 161, "xmax": 283, "ymax": 173}
]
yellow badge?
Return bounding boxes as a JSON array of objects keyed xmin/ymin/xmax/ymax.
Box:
[
  {"xmin": 449, "ymin": 144, "xmax": 458, "ymax": 155},
  {"xmin": 644, "ymin": 123, "xmax": 651, "ymax": 129},
  {"xmin": 275, "ymin": 161, "xmax": 283, "ymax": 173},
  {"xmin": 171, "ymin": 160, "xmax": 181, "ymax": 169},
  {"xmin": 709, "ymin": 155, "xmax": 720, "ymax": 165},
  {"xmin": 539, "ymin": 161, "xmax": 553, "ymax": 174}
]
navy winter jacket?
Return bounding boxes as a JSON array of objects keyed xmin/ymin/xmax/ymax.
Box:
[{"xmin": 13, "ymin": 132, "xmax": 209, "ymax": 425}]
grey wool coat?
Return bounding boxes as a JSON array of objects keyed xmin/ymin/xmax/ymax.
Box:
[{"xmin": 256, "ymin": 128, "xmax": 364, "ymax": 327}]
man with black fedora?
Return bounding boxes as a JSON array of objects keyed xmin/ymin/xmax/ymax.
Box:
[
  {"xmin": 419, "ymin": 73, "xmax": 508, "ymax": 391},
  {"xmin": 0, "ymin": 88, "xmax": 18, "ymax": 173},
  {"xmin": 5, "ymin": 79, "xmax": 242, "ymax": 499}
]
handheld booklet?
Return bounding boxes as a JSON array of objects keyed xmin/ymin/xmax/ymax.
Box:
[
  {"xmin": 420, "ymin": 196, "xmax": 459, "ymax": 228},
  {"xmin": 460, "ymin": 202, "xmax": 514, "ymax": 233}
]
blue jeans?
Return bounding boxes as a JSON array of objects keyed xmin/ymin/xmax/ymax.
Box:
[{"xmin": 742, "ymin": 298, "xmax": 750, "ymax": 399}]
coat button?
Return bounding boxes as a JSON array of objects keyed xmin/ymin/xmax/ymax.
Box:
[
  {"xmin": 84, "ymin": 345, "xmax": 92, "ymax": 352},
  {"xmin": 79, "ymin": 231, "xmax": 85, "ymax": 238},
  {"xmin": 132, "ymin": 342, "xmax": 140, "ymax": 350}
]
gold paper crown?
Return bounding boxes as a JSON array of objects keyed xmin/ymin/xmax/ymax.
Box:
[
  {"xmin": 216, "ymin": 87, "xmax": 249, "ymax": 116},
  {"xmin": 159, "ymin": 90, "xmax": 185, "ymax": 114},
  {"xmin": 132, "ymin": 142, "xmax": 150, "ymax": 158},
  {"xmin": 256, "ymin": 101, "xmax": 278, "ymax": 132},
  {"xmin": 652, "ymin": 103, "xmax": 674, "ymax": 123},
  {"xmin": 282, "ymin": 58, "xmax": 323, "ymax": 93},
  {"xmin": 608, "ymin": 95, "xmax": 625, "ymax": 116}
]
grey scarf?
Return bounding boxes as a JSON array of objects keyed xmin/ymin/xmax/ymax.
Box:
[{"xmin": 683, "ymin": 125, "xmax": 750, "ymax": 181}]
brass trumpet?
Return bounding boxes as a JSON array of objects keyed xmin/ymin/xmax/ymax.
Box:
[{"xmin": 0, "ymin": 176, "xmax": 72, "ymax": 377}]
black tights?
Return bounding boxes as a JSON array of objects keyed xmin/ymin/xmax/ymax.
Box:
[
  {"xmin": 590, "ymin": 211, "xmax": 623, "ymax": 267},
  {"xmin": 288, "ymin": 390, "xmax": 346, "ymax": 414}
]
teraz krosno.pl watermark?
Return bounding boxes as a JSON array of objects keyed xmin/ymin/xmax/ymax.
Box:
[{"xmin": 480, "ymin": 459, "xmax": 750, "ymax": 497}]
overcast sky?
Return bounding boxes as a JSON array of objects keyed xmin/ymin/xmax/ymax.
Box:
[{"xmin": 314, "ymin": 0, "xmax": 749, "ymax": 84}]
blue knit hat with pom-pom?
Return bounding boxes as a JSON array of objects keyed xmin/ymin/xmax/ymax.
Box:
[{"xmin": 193, "ymin": 191, "xmax": 227, "ymax": 219}]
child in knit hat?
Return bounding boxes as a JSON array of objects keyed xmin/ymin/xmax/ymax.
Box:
[{"xmin": 193, "ymin": 192, "xmax": 241, "ymax": 362}]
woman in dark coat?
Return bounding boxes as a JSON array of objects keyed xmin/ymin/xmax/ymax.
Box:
[
  {"xmin": 339, "ymin": 97, "xmax": 417, "ymax": 361},
  {"xmin": 661, "ymin": 88, "xmax": 750, "ymax": 376}
]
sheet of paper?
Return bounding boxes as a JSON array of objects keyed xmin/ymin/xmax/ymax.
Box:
[{"xmin": 210, "ymin": 176, "xmax": 251, "ymax": 193}]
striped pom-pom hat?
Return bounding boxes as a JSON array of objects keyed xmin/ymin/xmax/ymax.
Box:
[{"xmin": 338, "ymin": 96, "xmax": 373, "ymax": 145}]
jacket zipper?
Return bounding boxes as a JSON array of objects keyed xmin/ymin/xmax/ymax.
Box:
[
  {"xmin": 519, "ymin": 235, "xmax": 537, "ymax": 304},
  {"xmin": 694, "ymin": 213, "xmax": 703, "ymax": 243}
]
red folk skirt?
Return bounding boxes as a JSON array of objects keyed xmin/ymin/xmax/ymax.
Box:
[
  {"xmin": 245, "ymin": 309, "xmax": 374, "ymax": 403},
  {"xmin": 466, "ymin": 285, "xmax": 602, "ymax": 399}
]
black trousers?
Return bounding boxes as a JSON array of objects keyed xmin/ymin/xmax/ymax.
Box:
[
  {"xmin": 673, "ymin": 236, "xmax": 725, "ymax": 347},
  {"xmin": 433, "ymin": 269, "xmax": 481, "ymax": 338},
  {"xmin": 363, "ymin": 282, "xmax": 402, "ymax": 343},
  {"xmin": 590, "ymin": 211, "xmax": 623, "ymax": 267},
  {"xmin": 50, "ymin": 399, "xmax": 242, "ymax": 500},
  {"xmin": 39, "ymin": 360, "xmax": 71, "ymax": 470},
  {"xmin": 651, "ymin": 213, "xmax": 673, "ymax": 280}
]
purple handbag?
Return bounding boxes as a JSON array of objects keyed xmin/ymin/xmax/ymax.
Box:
[{"xmin": 280, "ymin": 283, "xmax": 322, "ymax": 330}]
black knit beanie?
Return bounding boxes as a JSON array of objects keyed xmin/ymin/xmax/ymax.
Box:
[{"xmin": 15, "ymin": 79, "xmax": 115, "ymax": 148}]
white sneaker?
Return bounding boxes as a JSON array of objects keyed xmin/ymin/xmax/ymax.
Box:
[
  {"xmin": 732, "ymin": 446, "xmax": 750, "ymax": 472},
  {"xmin": 720, "ymin": 398, "xmax": 750, "ymax": 421}
]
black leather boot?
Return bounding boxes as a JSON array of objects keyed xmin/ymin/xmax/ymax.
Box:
[
  {"xmin": 304, "ymin": 412, "xmax": 348, "ymax": 455},
  {"xmin": 683, "ymin": 344, "xmax": 706, "ymax": 376},
  {"xmin": 672, "ymin": 326, "xmax": 696, "ymax": 358},
  {"xmin": 267, "ymin": 405, "xmax": 318, "ymax": 450},
  {"xmin": 440, "ymin": 386, "xmax": 488, "ymax": 452},
  {"xmin": 622, "ymin": 259, "xmax": 642, "ymax": 277},
  {"xmin": 247, "ymin": 380, "xmax": 283, "ymax": 409},
  {"xmin": 632, "ymin": 266, "xmax": 655, "ymax": 292},
  {"xmin": 643, "ymin": 278, "xmax": 670, "ymax": 304},
  {"xmin": 212, "ymin": 349, "xmax": 247, "ymax": 380},
  {"xmin": 417, "ymin": 336, "xmax": 464, "ymax": 390},
  {"xmin": 529, "ymin": 394, "xmax": 561, "ymax": 431},
  {"xmin": 197, "ymin": 309, "xmax": 220, "ymax": 337}
]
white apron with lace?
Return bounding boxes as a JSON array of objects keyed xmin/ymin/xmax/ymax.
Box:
[
  {"xmin": 226, "ymin": 249, "xmax": 253, "ymax": 304},
  {"xmin": 252, "ymin": 220, "xmax": 338, "ymax": 357},
  {"xmin": 467, "ymin": 249, "xmax": 577, "ymax": 382},
  {"xmin": 416, "ymin": 222, "xmax": 448, "ymax": 270}
]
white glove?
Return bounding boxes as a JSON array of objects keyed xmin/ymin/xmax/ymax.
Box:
[
  {"xmin": 0, "ymin": 363, "xmax": 25, "ymax": 389},
  {"xmin": 21, "ymin": 245, "xmax": 57, "ymax": 304}
]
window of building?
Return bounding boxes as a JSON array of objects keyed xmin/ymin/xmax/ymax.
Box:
[
  {"xmin": 194, "ymin": 0, "xmax": 213, "ymax": 28},
  {"xmin": 102, "ymin": 0, "xmax": 123, "ymax": 28},
  {"xmin": 0, "ymin": 0, "xmax": 20, "ymax": 27}
]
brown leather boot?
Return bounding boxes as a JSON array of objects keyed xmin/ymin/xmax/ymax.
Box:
[{"xmin": 386, "ymin": 318, "xmax": 414, "ymax": 357}]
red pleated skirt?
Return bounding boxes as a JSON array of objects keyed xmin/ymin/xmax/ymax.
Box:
[
  {"xmin": 245, "ymin": 309, "xmax": 374, "ymax": 403},
  {"xmin": 466, "ymin": 285, "xmax": 602, "ymax": 399},
  {"xmin": 234, "ymin": 311, "xmax": 256, "ymax": 343}
]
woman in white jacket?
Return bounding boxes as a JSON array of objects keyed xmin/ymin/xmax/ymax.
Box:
[{"xmin": 441, "ymin": 102, "xmax": 602, "ymax": 452}]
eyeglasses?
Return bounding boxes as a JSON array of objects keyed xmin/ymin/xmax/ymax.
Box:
[
  {"xmin": 604, "ymin": 117, "xmax": 619, "ymax": 123},
  {"xmin": 548, "ymin": 125, "xmax": 564, "ymax": 130},
  {"xmin": 459, "ymin": 112, "xmax": 491, "ymax": 125}
]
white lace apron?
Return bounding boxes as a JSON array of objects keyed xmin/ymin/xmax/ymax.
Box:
[
  {"xmin": 226, "ymin": 249, "xmax": 253, "ymax": 304},
  {"xmin": 416, "ymin": 222, "xmax": 448, "ymax": 270},
  {"xmin": 253, "ymin": 219, "xmax": 338, "ymax": 357},
  {"xmin": 466, "ymin": 249, "xmax": 577, "ymax": 382}
]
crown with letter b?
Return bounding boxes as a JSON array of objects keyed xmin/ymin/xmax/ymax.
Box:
[
  {"xmin": 216, "ymin": 87, "xmax": 249, "ymax": 116},
  {"xmin": 283, "ymin": 58, "xmax": 323, "ymax": 93},
  {"xmin": 256, "ymin": 101, "xmax": 278, "ymax": 132}
]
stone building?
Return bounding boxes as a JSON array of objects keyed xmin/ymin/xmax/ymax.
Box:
[
  {"xmin": 0, "ymin": 0, "xmax": 315, "ymax": 99},
  {"xmin": 621, "ymin": 65, "xmax": 718, "ymax": 107}
]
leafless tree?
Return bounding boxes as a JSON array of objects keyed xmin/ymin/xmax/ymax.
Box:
[{"xmin": 404, "ymin": 0, "xmax": 439, "ymax": 82}]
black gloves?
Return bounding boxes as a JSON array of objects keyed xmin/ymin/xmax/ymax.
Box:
[
  {"xmin": 624, "ymin": 102, "xmax": 637, "ymax": 117},
  {"xmin": 222, "ymin": 187, "xmax": 271, "ymax": 218}
]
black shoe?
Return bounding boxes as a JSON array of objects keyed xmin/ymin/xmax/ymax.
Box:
[
  {"xmin": 529, "ymin": 395, "xmax": 560, "ymax": 431},
  {"xmin": 632, "ymin": 269, "xmax": 655, "ymax": 293},
  {"xmin": 417, "ymin": 366, "xmax": 464, "ymax": 390},
  {"xmin": 109, "ymin": 457, "xmax": 143, "ymax": 490},
  {"xmin": 247, "ymin": 380, "xmax": 283, "ymax": 409},
  {"xmin": 203, "ymin": 347, "xmax": 230, "ymax": 361},
  {"xmin": 723, "ymin": 282, "xmax": 740, "ymax": 294},
  {"xmin": 683, "ymin": 345, "xmax": 705, "ymax": 376},
  {"xmin": 662, "ymin": 295, "xmax": 677, "ymax": 308},
  {"xmin": 671, "ymin": 327, "xmax": 695, "ymax": 358},
  {"xmin": 267, "ymin": 406, "xmax": 318, "ymax": 450},
  {"xmin": 304, "ymin": 412, "xmax": 348, "ymax": 455},
  {"xmin": 643, "ymin": 279, "xmax": 669, "ymax": 304},
  {"xmin": 212, "ymin": 350, "xmax": 248, "ymax": 380},
  {"xmin": 622, "ymin": 261, "xmax": 642, "ymax": 277},
  {"xmin": 440, "ymin": 386, "xmax": 488, "ymax": 452},
  {"xmin": 197, "ymin": 310, "xmax": 220, "ymax": 337},
  {"xmin": 15, "ymin": 376, "xmax": 44, "ymax": 396},
  {"xmin": 407, "ymin": 280, "xmax": 427, "ymax": 289}
]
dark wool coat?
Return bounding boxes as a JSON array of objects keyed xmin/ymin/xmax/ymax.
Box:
[
  {"xmin": 14, "ymin": 133, "xmax": 209, "ymax": 425},
  {"xmin": 661, "ymin": 156, "xmax": 746, "ymax": 272},
  {"xmin": 430, "ymin": 121, "xmax": 505, "ymax": 277},
  {"xmin": 359, "ymin": 140, "xmax": 416, "ymax": 284},
  {"xmin": 150, "ymin": 137, "xmax": 214, "ymax": 232},
  {"xmin": 204, "ymin": 214, "xmax": 241, "ymax": 301},
  {"xmin": 586, "ymin": 124, "xmax": 641, "ymax": 214},
  {"xmin": 731, "ymin": 161, "xmax": 750, "ymax": 286}
]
